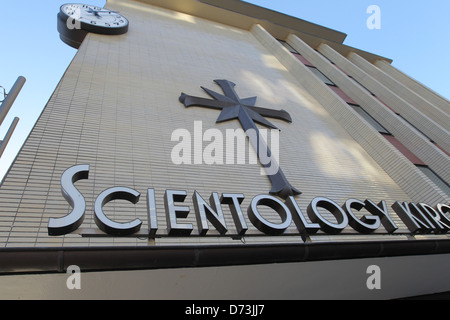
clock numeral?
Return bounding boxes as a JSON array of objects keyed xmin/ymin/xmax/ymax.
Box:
[{"xmin": 91, "ymin": 21, "xmax": 97, "ymax": 25}]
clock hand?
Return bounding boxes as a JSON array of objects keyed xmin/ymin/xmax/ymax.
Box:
[
  {"xmin": 87, "ymin": 9, "xmax": 119, "ymax": 14},
  {"xmin": 87, "ymin": 8, "xmax": 100, "ymax": 18}
]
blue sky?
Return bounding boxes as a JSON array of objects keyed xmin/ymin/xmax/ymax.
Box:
[{"xmin": 1, "ymin": 0, "xmax": 449, "ymax": 181}]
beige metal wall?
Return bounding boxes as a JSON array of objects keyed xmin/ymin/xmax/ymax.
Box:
[{"xmin": 254, "ymin": 29, "xmax": 449, "ymax": 202}]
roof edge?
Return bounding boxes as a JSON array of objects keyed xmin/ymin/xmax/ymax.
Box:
[
  {"xmin": 123, "ymin": 0, "xmax": 391, "ymax": 63},
  {"xmin": 198, "ymin": 0, "xmax": 348, "ymax": 43}
]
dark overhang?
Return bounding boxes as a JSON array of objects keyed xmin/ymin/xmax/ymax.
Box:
[{"xmin": 1, "ymin": 239, "xmax": 450, "ymax": 275}]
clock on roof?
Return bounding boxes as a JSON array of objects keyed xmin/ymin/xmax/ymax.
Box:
[{"xmin": 57, "ymin": 3, "xmax": 129, "ymax": 48}]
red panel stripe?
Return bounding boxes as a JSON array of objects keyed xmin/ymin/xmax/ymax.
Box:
[
  {"xmin": 329, "ymin": 85, "xmax": 357, "ymax": 105},
  {"xmin": 383, "ymin": 134, "xmax": 426, "ymax": 165}
]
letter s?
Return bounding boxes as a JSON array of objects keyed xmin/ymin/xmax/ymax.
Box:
[{"xmin": 48, "ymin": 164, "xmax": 90, "ymax": 236}]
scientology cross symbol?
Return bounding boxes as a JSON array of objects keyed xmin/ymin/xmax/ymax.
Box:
[{"xmin": 179, "ymin": 79, "xmax": 301, "ymax": 199}]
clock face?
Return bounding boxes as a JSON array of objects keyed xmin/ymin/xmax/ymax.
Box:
[{"xmin": 60, "ymin": 3, "xmax": 129, "ymax": 34}]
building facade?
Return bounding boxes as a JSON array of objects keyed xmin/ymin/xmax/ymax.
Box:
[{"xmin": 0, "ymin": 0, "xmax": 449, "ymax": 299}]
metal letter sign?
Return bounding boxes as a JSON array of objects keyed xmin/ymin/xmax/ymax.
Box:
[
  {"xmin": 46, "ymin": 80, "xmax": 450, "ymax": 238},
  {"xmin": 48, "ymin": 164, "xmax": 89, "ymax": 236},
  {"xmin": 180, "ymin": 80, "xmax": 301, "ymax": 199},
  {"xmin": 47, "ymin": 164, "xmax": 449, "ymax": 237},
  {"xmin": 94, "ymin": 187, "xmax": 142, "ymax": 236}
]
